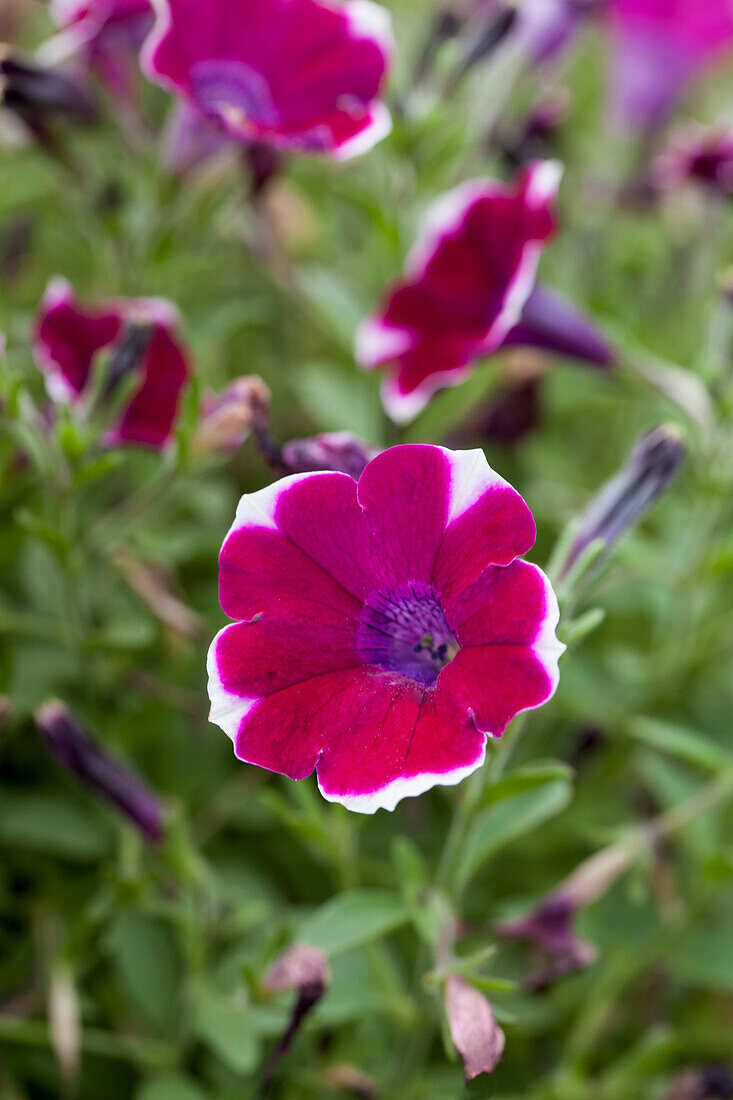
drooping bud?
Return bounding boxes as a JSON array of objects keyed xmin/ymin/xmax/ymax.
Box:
[
  {"xmin": 504, "ymin": 284, "xmax": 616, "ymax": 369},
  {"xmin": 413, "ymin": 8, "xmax": 465, "ymax": 85},
  {"xmin": 663, "ymin": 1066, "xmax": 733, "ymax": 1100},
  {"xmin": 191, "ymin": 375, "xmax": 270, "ymax": 458},
  {"xmin": 262, "ymin": 945, "xmax": 330, "ymax": 1085},
  {"xmin": 280, "ymin": 431, "xmax": 381, "ymax": 479},
  {"xmin": 560, "ymin": 423, "xmax": 685, "ymax": 577},
  {"xmin": 444, "ymin": 975, "xmax": 505, "ymax": 1081},
  {"xmin": 447, "ymin": 3, "xmax": 518, "ymax": 90},
  {"xmin": 35, "ymin": 701, "xmax": 165, "ymax": 843}
]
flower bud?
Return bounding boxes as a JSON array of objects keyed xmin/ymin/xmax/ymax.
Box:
[
  {"xmin": 263, "ymin": 945, "xmax": 330, "ymax": 1084},
  {"xmin": 654, "ymin": 126, "xmax": 733, "ymax": 197},
  {"xmin": 663, "ymin": 1066, "xmax": 733, "ymax": 1100},
  {"xmin": 280, "ymin": 431, "xmax": 381, "ymax": 479},
  {"xmin": 444, "ymin": 975, "xmax": 505, "ymax": 1081},
  {"xmin": 561, "ymin": 423, "xmax": 685, "ymax": 577},
  {"xmin": 35, "ymin": 701, "xmax": 164, "ymax": 843},
  {"xmin": 191, "ymin": 375, "xmax": 270, "ymax": 457}
]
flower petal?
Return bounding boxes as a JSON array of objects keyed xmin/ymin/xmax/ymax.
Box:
[
  {"xmin": 439, "ymin": 642, "xmax": 561, "ymax": 738},
  {"xmin": 356, "ymin": 444, "xmax": 451, "ymax": 588},
  {"xmin": 432, "ymin": 448, "xmax": 536, "ymax": 605},
  {"xmin": 33, "ymin": 277, "xmax": 121, "ymax": 402},
  {"xmin": 446, "ymin": 560, "xmax": 553, "ymax": 648}
]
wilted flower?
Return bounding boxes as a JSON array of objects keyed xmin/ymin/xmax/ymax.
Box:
[
  {"xmin": 42, "ymin": 0, "xmax": 153, "ymax": 97},
  {"xmin": 142, "ymin": 0, "xmax": 394, "ymax": 160},
  {"xmin": 263, "ymin": 944, "xmax": 330, "ymax": 1083},
  {"xmin": 663, "ymin": 1067, "xmax": 733, "ymax": 1100},
  {"xmin": 561, "ymin": 423, "xmax": 685, "ymax": 576},
  {"xmin": 33, "ymin": 277, "xmax": 190, "ymax": 449},
  {"xmin": 356, "ymin": 161, "xmax": 561, "ymax": 422},
  {"xmin": 281, "ymin": 431, "xmax": 381, "ymax": 479},
  {"xmin": 192, "ymin": 375, "xmax": 271, "ymax": 457},
  {"xmin": 607, "ymin": 0, "xmax": 733, "ymax": 130},
  {"xmin": 444, "ymin": 974, "xmax": 505, "ymax": 1081},
  {"xmin": 654, "ymin": 125, "xmax": 733, "ymax": 198},
  {"xmin": 496, "ymin": 892, "xmax": 597, "ymax": 989},
  {"xmin": 0, "ymin": 49, "xmax": 97, "ymax": 140},
  {"xmin": 208, "ymin": 444, "xmax": 564, "ymax": 813},
  {"xmin": 35, "ymin": 700, "xmax": 165, "ymax": 843}
]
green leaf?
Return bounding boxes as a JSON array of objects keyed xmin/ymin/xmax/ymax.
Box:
[
  {"xmin": 461, "ymin": 779, "xmax": 573, "ymax": 885},
  {"xmin": 674, "ymin": 907, "xmax": 733, "ymax": 993},
  {"xmin": 136, "ymin": 1076, "xmax": 209, "ymax": 1100},
  {"xmin": 299, "ymin": 889, "xmax": 410, "ymax": 957},
  {"xmin": 192, "ymin": 989, "xmax": 260, "ymax": 1075},
  {"xmin": 0, "ymin": 792, "xmax": 114, "ymax": 861},
  {"xmin": 105, "ymin": 913, "xmax": 179, "ymax": 1030},
  {"xmin": 483, "ymin": 762, "xmax": 575, "ymax": 806},
  {"xmin": 628, "ymin": 716, "xmax": 731, "ymax": 774}
]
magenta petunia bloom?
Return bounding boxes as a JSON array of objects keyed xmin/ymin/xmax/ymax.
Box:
[
  {"xmin": 207, "ymin": 444, "xmax": 564, "ymax": 813},
  {"xmin": 44, "ymin": 0, "xmax": 153, "ymax": 96},
  {"xmin": 33, "ymin": 277, "xmax": 190, "ymax": 449},
  {"xmin": 141, "ymin": 0, "xmax": 393, "ymax": 160},
  {"xmin": 607, "ymin": 0, "xmax": 733, "ymax": 129},
  {"xmin": 355, "ymin": 161, "xmax": 562, "ymax": 422}
]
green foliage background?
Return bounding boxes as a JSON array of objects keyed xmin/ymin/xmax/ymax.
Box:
[{"xmin": 1, "ymin": 3, "xmax": 732, "ymax": 1098}]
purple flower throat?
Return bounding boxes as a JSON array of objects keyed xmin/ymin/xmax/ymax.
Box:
[{"xmin": 357, "ymin": 581, "xmax": 459, "ymax": 686}]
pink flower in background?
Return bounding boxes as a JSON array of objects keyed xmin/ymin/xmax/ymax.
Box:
[
  {"xmin": 208, "ymin": 444, "xmax": 564, "ymax": 813},
  {"xmin": 44, "ymin": 0, "xmax": 153, "ymax": 96},
  {"xmin": 607, "ymin": 0, "xmax": 733, "ymax": 129},
  {"xmin": 33, "ymin": 277, "xmax": 190, "ymax": 449},
  {"xmin": 356, "ymin": 161, "xmax": 562, "ymax": 421},
  {"xmin": 141, "ymin": 0, "xmax": 393, "ymax": 160},
  {"xmin": 654, "ymin": 125, "xmax": 733, "ymax": 197}
]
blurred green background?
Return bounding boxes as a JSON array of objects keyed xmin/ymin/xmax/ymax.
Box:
[{"xmin": 1, "ymin": 2, "xmax": 732, "ymax": 1098}]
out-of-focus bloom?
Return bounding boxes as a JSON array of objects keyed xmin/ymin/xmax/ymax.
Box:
[
  {"xmin": 472, "ymin": 0, "xmax": 600, "ymax": 66},
  {"xmin": 446, "ymin": 355, "xmax": 545, "ymax": 449},
  {"xmin": 445, "ymin": 975, "xmax": 505, "ymax": 1081},
  {"xmin": 663, "ymin": 1067, "xmax": 733, "ymax": 1100},
  {"xmin": 42, "ymin": 0, "xmax": 153, "ymax": 97},
  {"xmin": 497, "ymin": 89, "xmax": 570, "ymax": 168},
  {"xmin": 192, "ymin": 375, "xmax": 270, "ymax": 458},
  {"xmin": 33, "ymin": 277, "xmax": 190, "ymax": 449},
  {"xmin": 0, "ymin": 49, "xmax": 97, "ymax": 138},
  {"xmin": 142, "ymin": 0, "xmax": 394, "ymax": 160},
  {"xmin": 35, "ymin": 700, "xmax": 165, "ymax": 843},
  {"xmin": 503, "ymin": 284, "xmax": 616, "ymax": 369},
  {"xmin": 560, "ymin": 423, "xmax": 685, "ymax": 576},
  {"xmin": 263, "ymin": 945, "xmax": 330, "ymax": 1083},
  {"xmin": 208, "ymin": 444, "xmax": 564, "ymax": 813},
  {"xmin": 281, "ymin": 431, "xmax": 381, "ymax": 479},
  {"xmin": 607, "ymin": 0, "xmax": 733, "ymax": 130},
  {"xmin": 356, "ymin": 162, "xmax": 561, "ymax": 422},
  {"xmin": 654, "ymin": 125, "xmax": 733, "ymax": 197}
]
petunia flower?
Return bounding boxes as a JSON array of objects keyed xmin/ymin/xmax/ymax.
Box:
[
  {"xmin": 207, "ymin": 444, "xmax": 564, "ymax": 813},
  {"xmin": 141, "ymin": 0, "xmax": 394, "ymax": 160},
  {"xmin": 357, "ymin": 161, "xmax": 613, "ymax": 421},
  {"xmin": 42, "ymin": 0, "xmax": 154, "ymax": 98},
  {"xmin": 33, "ymin": 277, "xmax": 190, "ymax": 449},
  {"xmin": 607, "ymin": 0, "xmax": 733, "ymax": 131}
]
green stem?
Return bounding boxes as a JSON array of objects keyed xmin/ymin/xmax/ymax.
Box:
[{"xmin": 0, "ymin": 1015, "xmax": 175, "ymax": 1068}]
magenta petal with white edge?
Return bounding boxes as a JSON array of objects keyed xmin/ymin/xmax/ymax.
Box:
[
  {"xmin": 207, "ymin": 444, "xmax": 564, "ymax": 813},
  {"xmin": 355, "ymin": 161, "xmax": 562, "ymax": 423},
  {"xmin": 33, "ymin": 280, "xmax": 190, "ymax": 450},
  {"xmin": 141, "ymin": 0, "xmax": 393, "ymax": 159}
]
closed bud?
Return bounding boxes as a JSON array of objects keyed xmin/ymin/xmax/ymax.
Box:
[
  {"xmin": 281, "ymin": 431, "xmax": 381, "ymax": 479},
  {"xmin": 561, "ymin": 423, "xmax": 685, "ymax": 577},
  {"xmin": 192, "ymin": 375, "xmax": 270, "ymax": 457},
  {"xmin": 504, "ymin": 284, "xmax": 616, "ymax": 369},
  {"xmin": 263, "ymin": 945, "xmax": 330, "ymax": 1085},
  {"xmin": 444, "ymin": 975, "xmax": 505, "ymax": 1081},
  {"xmin": 496, "ymin": 893, "xmax": 597, "ymax": 990},
  {"xmin": 35, "ymin": 701, "xmax": 165, "ymax": 844}
]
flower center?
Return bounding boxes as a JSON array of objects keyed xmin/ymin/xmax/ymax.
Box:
[
  {"xmin": 357, "ymin": 582, "xmax": 458, "ymax": 687},
  {"xmin": 191, "ymin": 59, "xmax": 277, "ymax": 130}
]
